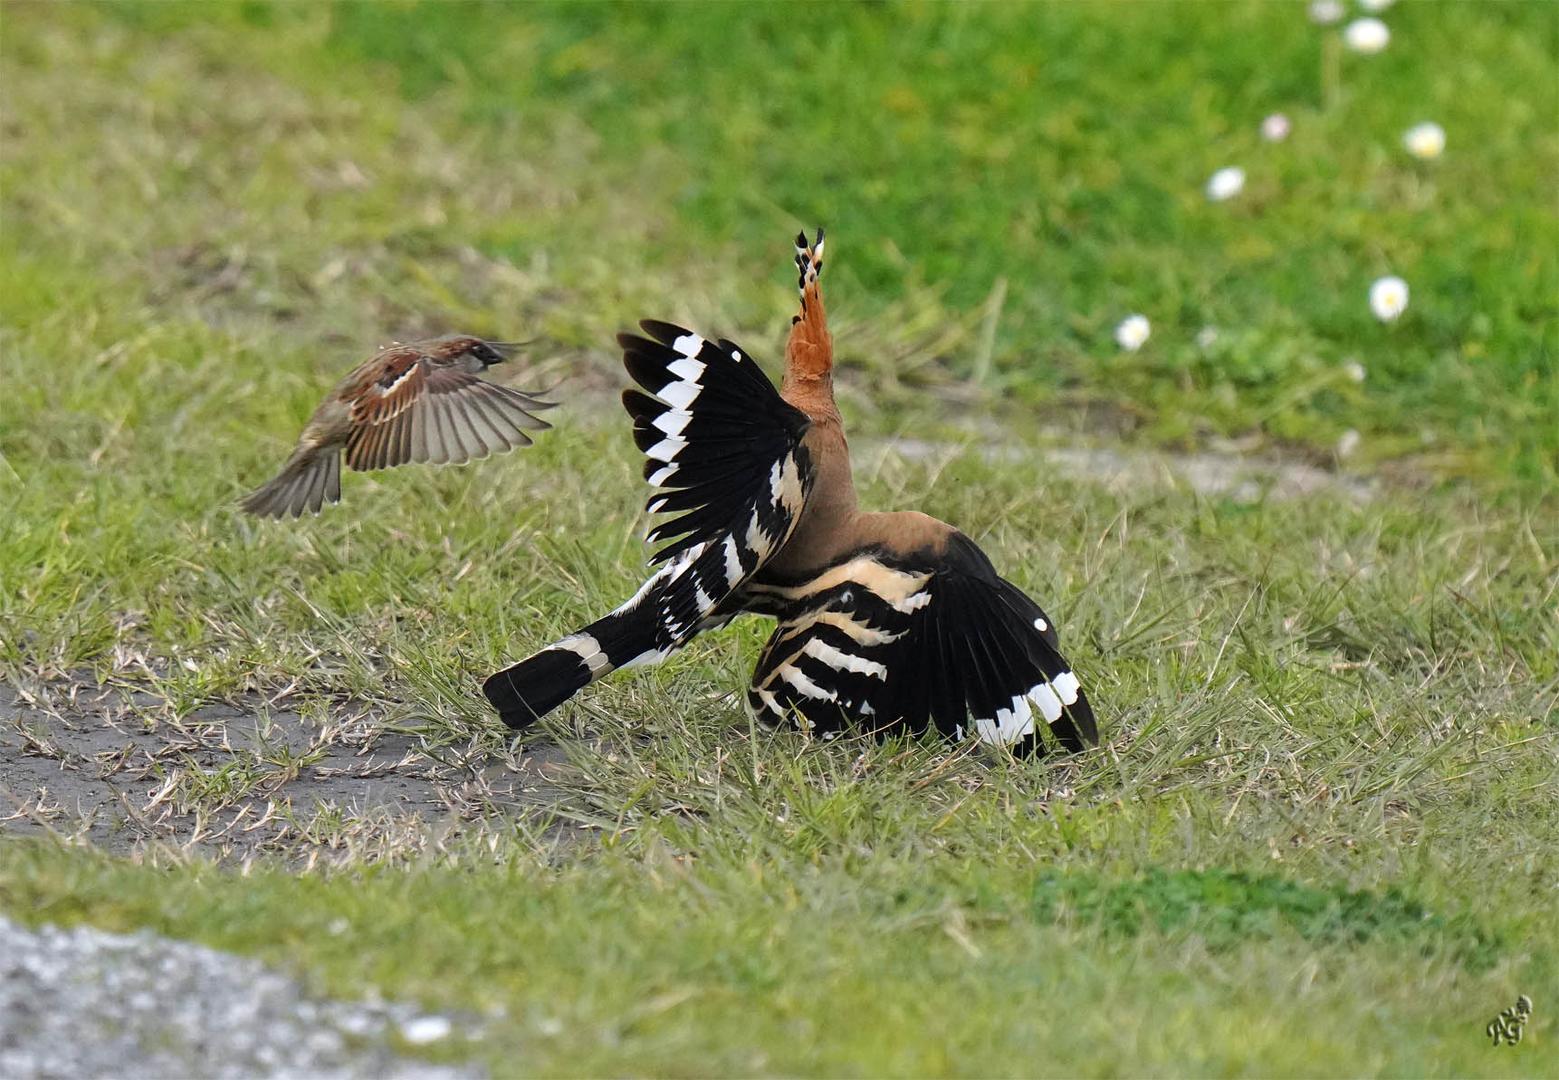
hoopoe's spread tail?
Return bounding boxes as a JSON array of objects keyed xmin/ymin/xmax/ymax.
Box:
[
  {"xmin": 484, "ymin": 320, "xmax": 816, "ymax": 728},
  {"xmin": 745, "ymin": 529, "xmax": 1097, "ymax": 757}
]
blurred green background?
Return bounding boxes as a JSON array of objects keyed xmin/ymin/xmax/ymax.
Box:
[{"xmin": 8, "ymin": 0, "xmax": 1557, "ymax": 481}]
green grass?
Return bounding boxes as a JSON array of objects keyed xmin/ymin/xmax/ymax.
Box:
[
  {"xmin": 1030, "ymin": 867, "xmax": 1499, "ymax": 961},
  {"xmin": 1, "ymin": 829, "xmax": 1548, "ymax": 1077},
  {"xmin": 2, "ymin": 3, "xmax": 1557, "ymax": 1075}
]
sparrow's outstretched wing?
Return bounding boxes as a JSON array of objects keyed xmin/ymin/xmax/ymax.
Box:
[{"xmin": 342, "ymin": 352, "xmax": 553, "ymax": 472}]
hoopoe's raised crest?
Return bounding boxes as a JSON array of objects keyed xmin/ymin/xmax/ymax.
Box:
[
  {"xmin": 793, "ymin": 228, "xmax": 825, "ymax": 318},
  {"xmin": 784, "ymin": 228, "xmax": 833, "ymax": 389}
]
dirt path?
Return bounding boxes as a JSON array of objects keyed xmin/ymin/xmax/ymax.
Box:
[{"xmin": 859, "ymin": 436, "xmax": 1379, "ymax": 504}]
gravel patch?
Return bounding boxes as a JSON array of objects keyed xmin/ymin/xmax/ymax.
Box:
[
  {"xmin": 0, "ymin": 677, "xmax": 578, "ymax": 863},
  {"xmin": 0, "ymin": 915, "xmax": 482, "ymax": 1079}
]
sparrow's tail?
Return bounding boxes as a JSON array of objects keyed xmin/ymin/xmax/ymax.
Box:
[
  {"xmin": 484, "ymin": 558, "xmax": 698, "ymax": 729},
  {"xmin": 240, "ymin": 448, "xmax": 342, "ymax": 518}
]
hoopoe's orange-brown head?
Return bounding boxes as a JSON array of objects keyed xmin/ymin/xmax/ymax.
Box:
[{"xmin": 783, "ymin": 228, "xmax": 832, "ymax": 387}]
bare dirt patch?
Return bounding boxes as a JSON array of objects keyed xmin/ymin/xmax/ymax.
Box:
[{"xmin": 0, "ymin": 675, "xmax": 576, "ymax": 865}]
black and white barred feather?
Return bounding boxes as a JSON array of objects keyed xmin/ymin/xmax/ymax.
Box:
[{"xmin": 484, "ymin": 322, "xmax": 815, "ymax": 728}]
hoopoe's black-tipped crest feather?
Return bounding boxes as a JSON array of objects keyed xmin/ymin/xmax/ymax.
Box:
[{"xmin": 792, "ymin": 228, "xmax": 825, "ymax": 322}]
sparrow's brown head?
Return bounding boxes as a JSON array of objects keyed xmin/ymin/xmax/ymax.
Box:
[{"xmin": 420, "ymin": 335, "xmax": 527, "ymax": 368}]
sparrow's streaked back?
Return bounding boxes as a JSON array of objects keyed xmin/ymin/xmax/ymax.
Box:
[{"xmin": 241, "ymin": 335, "xmax": 554, "ymax": 519}]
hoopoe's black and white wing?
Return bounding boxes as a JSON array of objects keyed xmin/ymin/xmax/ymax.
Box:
[
  {"xmin": 621, "ymin": 321, "xmax": 814, "ymax": 567},
  {"xmin": 483, "ymin": 322, "xmax": 816, "ymax": 729},
  {"xmin": 747, "ymin": 532, "xmax": 1097, "ymax": 756}
]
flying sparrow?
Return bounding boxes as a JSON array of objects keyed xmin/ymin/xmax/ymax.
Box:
[{"xmin": 241, "ymin": 335, "xmax": 555, "ymax": 518}]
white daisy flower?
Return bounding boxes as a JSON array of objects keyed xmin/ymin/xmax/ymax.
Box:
[
  {"xmin": 1206, "ymin": 166, "xmax": 1246, "ymax": 202},
  {"xmin": 1369, "ymin": 276, "xmax": 1409, "ymax": 322},
  {"xmin": 1343, "ymin": 360, "xmax": 1367, "ymax": 384},
  {"xmin": 1403, "ymin": 121, "xmax": 1446, "ymax": 160},
  {"xmin": 1358, "ymin": 0, "xmax": 1395, "ymax": 11},
  {"xmin": 1261, "ymin": 113, "xmax": 1291, "ymax": 142},
  {"xmin": 1309, "ymin": 0, "xmax": 1345, "ymax": 25},
  {"xmin": 1115, "ymin": 314, "xmax": 1151, "ymax": 352},
  {"xmin": 1344, "ymin": 17, "xmax": 1390, "ymax": 53}
]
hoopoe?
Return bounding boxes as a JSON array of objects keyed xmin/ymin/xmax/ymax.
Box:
[
  {"xmin": 484, "ymin": 232, "xmax": 1097, "ymax": 756},
  {"xmin": 242, "ymin": 336, "xmax": 554, "ymax": 518}
]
